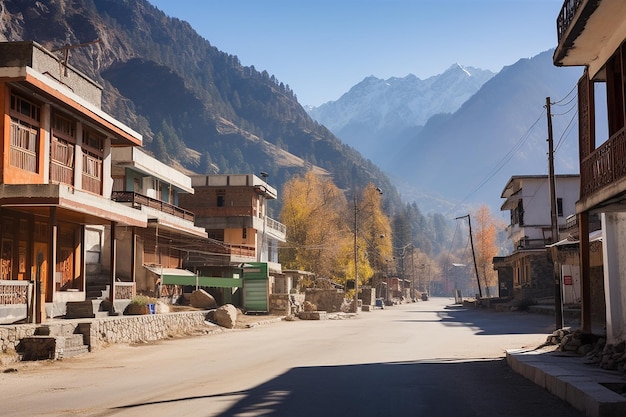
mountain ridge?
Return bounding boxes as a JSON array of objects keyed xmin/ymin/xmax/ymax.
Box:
[
  {"xmin": 0, "ymin": 0, "xmax": 402, "ymax": 215},
  {"xmin": 307, "ymin": 64, "xmax": 495, "ymax": 167},
  {"xmin": 308, "ymin": 50, "xmax": 587, "ymax": 214}
]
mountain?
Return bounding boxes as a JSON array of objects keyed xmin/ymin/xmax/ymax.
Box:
[
  {"xmin": 309, "ymin": 50, "xmax": 589, "ymax": 215},
  {"xmin": 391, "ymin": 50, "xmax": 588, "ymax": 214},
  {"xmin": 0, "ymin": 0, "xmax": 402, "ymax": 215},
  {"xmin": 308, "ymin": 65, "xmax": 495, "ymax": 165}
]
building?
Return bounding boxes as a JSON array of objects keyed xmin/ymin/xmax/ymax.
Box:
[
  {"xmin": 180, "ymin": 174, "xmax": 286, "ymax": 270},
  {"xmin": 554, "ymin": 0, "xmax": 626, "ymax": 342},
  {"xmin": 178, "ymin": 174, "xmax": 287, "ymax": 311},
  {"xmin": 494, "ymin": 175, "xmax": 579, "ymax": 300},
  {"xmin": 0, "ymin": 42, "xmax": 146, "ymax": 323},
  {"xmin": 110, "ymin": 146, "xmax": 207, "ymax": 299}
]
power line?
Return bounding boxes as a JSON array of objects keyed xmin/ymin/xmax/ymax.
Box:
[
  {"xmin": 449, "ymin": 83, "xmax": 580, "ymax": 214},
  {"xmin": 449, "ymin": 109, "xmax": 545, "ymax": 213}
]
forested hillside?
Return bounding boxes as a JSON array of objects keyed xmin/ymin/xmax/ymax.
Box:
[{"xmin": 0, "ymin": 0, "xmax": 455, "ymax": 256}]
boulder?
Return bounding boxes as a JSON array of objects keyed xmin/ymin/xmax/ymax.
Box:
[
  {"xmin": 190, "ymin": 289, "xmax": 217, "ymax": 309},
  {"xmin": 215, "ymin": 304, "xmax": 238, "ymax": 328}
]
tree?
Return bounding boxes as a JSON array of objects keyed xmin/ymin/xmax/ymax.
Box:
[
  {"xmin": 472, "ymin": 205, "xmax": 505, "ymax": 297},
  {"xmin": 340, "ymin": 184, "xmax": 393, "ymax": 293},
  {"xmin": 356, "ymin": 184, "xmax": 392, "ymax": 283},
  {"xmin": 279, "ymin": 172, "xmax": 347, "ymax": 279}
]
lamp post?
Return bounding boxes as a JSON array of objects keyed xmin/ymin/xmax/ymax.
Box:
[{"xmin": 353, "ymin": 192, "xmax": 358, "ymax": 313}]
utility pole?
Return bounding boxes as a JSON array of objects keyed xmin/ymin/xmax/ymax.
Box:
[
  {"xmin": 353, "ymin": 192, "xmax": 359, "ymax": 313},
  {"xmin": 456, "ymin": 214, "xmax": 482, "ymax": 298},
  {"xmin": 546, "ymin": 97, "xmax": 564, "ymax": 330}
]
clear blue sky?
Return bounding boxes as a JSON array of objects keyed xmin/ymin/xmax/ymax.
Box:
[{"xmin": 149, "ymin": 0, "xmax": 565, "ymax": 106}]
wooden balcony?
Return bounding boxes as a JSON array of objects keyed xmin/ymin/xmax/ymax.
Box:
[
  {"xmin": 580, "ymin": 127, "xmax": 626, "ymax": 199},
  {"xmin": 111, "ymin": 191, "xmax": 195, "ymax": 222}
]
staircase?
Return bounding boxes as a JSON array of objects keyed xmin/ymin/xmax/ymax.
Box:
[
  {"xmin": 86, "ymin": 272, "xmax": 110, "ymax": 300},
  {"xmin": 20, "ymin": 324, "xmax": 90, "ymax": 361}
]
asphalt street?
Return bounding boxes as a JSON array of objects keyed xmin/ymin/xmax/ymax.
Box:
[{"xmin": 0, "ymin": 297, "xmax": 585, "ymax": 416}]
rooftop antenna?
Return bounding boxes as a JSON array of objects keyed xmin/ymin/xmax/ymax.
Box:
[{"xmin": 52, "ymin": 39, "xmax": 102, "ymax": 76}]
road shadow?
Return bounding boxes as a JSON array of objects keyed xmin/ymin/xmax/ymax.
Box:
[
  {"xmin": 113, "ymin": 359, "xmax": 583, "ymax": 417},
  {"xmin": 398, "ymin": 304, "xmax": 559, "ymax": 336}
]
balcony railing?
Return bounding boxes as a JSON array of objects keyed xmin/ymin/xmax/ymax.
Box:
[
  {"xmin": 556, "ymin": 0, "xmax": 583, "ymax": 43},
  {"xmin": 266, "ymin": 217, "xmax": 287, "ymax": 235},
  {"xmin": 229, "ymin": 244, "xmax": 256, "ymax": 258},
  {"xmin": 111, "ymin": 191, "xmax": 195, "ymax": 222},
  {"xmin": 10, "ymin": 119, "xmax": 38, "ymax": 173},
  {"xmin": 0, "ymin": 280, "xmax": 29, "ymax": 305},
  {"xmin": 50, "ymin": 139, "xmax": 74, "ymax": 185},
  {"xmin": 515, "ymin": 238, "xmax": 551, "ymax": 251},
  {"xmin": 580, "ymin": 127, "xmax": 626, "ymax": 199},
  {"xmin": 194, "ymin": 206, "xmax": 257, "ymax": 217}
]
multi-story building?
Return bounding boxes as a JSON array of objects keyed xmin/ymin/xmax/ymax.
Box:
[
  {"xmin": 180, "ymin": 174, "xmax": 286, "ymax": 270},
  {"xmin": 494, "ymin": 175, "xmax": 579, "ymax": 300},
  {"xmin": 554, "ymin": 0, "xmax": 626, "ymax": 342},
  {"xmin": 178, "ymin": 174, "xmax": 287, "ymax": 310},
  {"xmin": 110, "ymin": 146, "xmax": 207, "ymax": 298},
  {"xmin": 0, "ymin": 42, "xmax": 146, "ymax": 323}
]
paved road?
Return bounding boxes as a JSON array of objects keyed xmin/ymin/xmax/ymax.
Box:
[{"xmin": 0, "ymin": 297, "xmax": 584, "ymax": 416}]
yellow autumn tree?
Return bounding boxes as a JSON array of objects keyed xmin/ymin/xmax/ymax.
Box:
[
  {"xmin": 279, "ymin": 172, "xmax": 347, "ymax": 279},
  {"xmin": 472, "ymin": 205, "xmax": 504, "ymax": 297},
  {"xmin": 337, "ymin": 183, "xmax": 392, "ymax": 290}
]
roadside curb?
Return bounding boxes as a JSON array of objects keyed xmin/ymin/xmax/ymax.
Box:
[{"xmin": 506, "ymin": 347, "xmax": 626, "ymax": 417}]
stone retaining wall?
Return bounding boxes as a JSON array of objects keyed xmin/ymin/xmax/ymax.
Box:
[
  {"xmin": 269, "ymin": 293, "xmax": 305, "ymax": 316},
  {"xmin": 304, "ymin": 289, "xmax": 345, "ymax": 313},
  {"xmin": 86, "ymin": 311, "xmax": 215, "ymax": 349},
  {"xmin": 0, "ymin": 311, "xmax": 215, "ymax": 362}
]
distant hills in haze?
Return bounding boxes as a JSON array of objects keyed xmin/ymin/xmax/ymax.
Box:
[{"xmin": 308, "ymin": 51, "xmax": 588, "ymax": 214}]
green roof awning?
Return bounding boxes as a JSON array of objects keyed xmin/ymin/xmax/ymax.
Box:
[{"xmin": 144, "ymin": 265, "xmax": 243, "ymax": 288}]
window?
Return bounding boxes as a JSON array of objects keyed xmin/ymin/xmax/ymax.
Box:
[
  {"xmin": 557, "ymin": 198, "xmax": 564, "ymax": 217},
  {"xmin": 9, "ymin": 94, "xmax": 40, "ymax": 173},
  {"xmin": 217, "ymin": 195, "xmax": 225, "ymax": 207},
  {"xmin": 81, "ymin": 128, "xmax": 104, "ymax": 194},
  {"xmin": 242, "ymin": 228, "xmax": 247, "ymax": 239},
  {"xmin": 511, "ymin": 199, "xmax": 524, "ymax": 226},
  {"xmin": 50, "ymin": 113, "xmax": 76, "ymax": 185}
]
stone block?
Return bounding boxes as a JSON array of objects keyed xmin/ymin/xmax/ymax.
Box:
[
  {"xmin": 190, "ymin": 289, "xmax": 218, "ymax": 309},
  {"xmin": 215, "ymin": 304, "xmax": 237, "ymax": 328},
  {"xmin": 65, "ymin": 301, "xmax": 95, "ymax": 319},
  {"xmin": 298, "ymin": 311, "xmax": 327, "ymax": 320}
]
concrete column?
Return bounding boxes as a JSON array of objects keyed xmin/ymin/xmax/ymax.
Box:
[
  {"xmin": 74, "ymin": 123, "xmax": 83, "ymax": 189},
  {"xmin": 109, "ymin": 221, "xmax": 117, "ymax": 315},
  {"xmin": 579, "ymin": 212, "xmax": 591, "ymax": 333},
  {"xmin": 601, "ymin": 212, "xmax": 626, "ymax": 343},
  {"xmin": 42, "ymin": 103, "xmax": 51, "ymax": 183}
]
